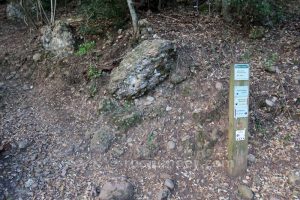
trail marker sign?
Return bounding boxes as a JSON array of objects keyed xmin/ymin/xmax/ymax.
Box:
[{"xmin": 228, "ymin": 64, "xmax": 250, "ymax": 176}]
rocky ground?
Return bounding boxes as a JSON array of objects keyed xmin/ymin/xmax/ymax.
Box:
[{"xmin": 0, "ymin": 3, "xmax": 300, "ymax": 200}]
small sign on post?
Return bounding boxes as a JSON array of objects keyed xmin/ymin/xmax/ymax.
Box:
[{"xmin": 228, "ymin": 64, "xmax": 250, "ymax": 176}]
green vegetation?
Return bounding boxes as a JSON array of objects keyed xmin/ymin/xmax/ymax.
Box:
[
  {"xmin": 80, "ymin": 0, "xmax": 128, "ymax": 20},
  {"xmin": 87, "ymin": 65, "xmax": 102, "ymax": 80},
  {"xmin": 113, "ymin": 111, "xmax": 142, "ymax": 131},
  {"xmin": 99, "ymin": 99, "xmax": 143, "ymax": 131},
  {"xmin": 86, "ymin": 65, "xmax": 102, "ymax": 97},
  {"xmin": 99, "ymin": 99, "xmax": 118, "ymax": 113},
  {"xmin": 146, "ymin": 131, "xmax": 158, "ymax": 152},
  {"xmin": 79, "ymin": 24, "xmax": 103, "ymax": 36},
  {"xmin": 88, "ymin": 82, "xmax": 97, "ymax": 97},
  {"xmin": 147, "ymin": 131, "xmax": 156, "ymax": 146},
  {"xmin": 218, "ymin": 0, "xmax": 285, "ymax": 26},
  {"xmin": 254, "ymin": 118, "xmax": 267, "ymax": 137},
  {"xmin": 264, "ymin": 53, "xmax": 279, "ymax": 72},
  {"xmin": 76, "ymin": 41, "xmax": 96, "ymax": 56},
  {"xmin": 283, "ymin": 134, "xmax": 292, "ymax": 142},
  {"xmin": 249, "ymin": 26, "xmax": 265, "ymax": 39}
]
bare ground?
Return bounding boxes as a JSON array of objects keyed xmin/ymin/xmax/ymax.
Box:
[{"xmin": 0, "ymin": 4, "xmax": 300, "ymax": 200}]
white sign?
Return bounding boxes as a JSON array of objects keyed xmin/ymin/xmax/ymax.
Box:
[
  {"xmin": 235, "ymin": 97, "xmax": 248, "ymax": 107},
  {"xmin": 234, "ymin": 86, "xmax": 249, "ymax": 97},
  {"xmin": 236, "ymin": 129, "xmax": 246, "ymax": 141},
  {"xmin": 234, "ymin": 64, "xmax": 249, "ymax": 80},
  {"xmin": 235, "ymin": 106, "xmax": 248, "ymax": 118}
]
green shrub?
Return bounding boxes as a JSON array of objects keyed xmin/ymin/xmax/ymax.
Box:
[
  {"xmin": 219, "ymin": 0, "xmax": 285, "ymax": 26},
  {"xmin": 79, "ymin": 0, "xmax": 128, "ymax": 21},
  {"xmin": 87, "ymin": 65, "xmax": 102, "ymax": 80},
  {"xmin": 76, "ymin": 41, "xmax": 96, "ymax": 56}
]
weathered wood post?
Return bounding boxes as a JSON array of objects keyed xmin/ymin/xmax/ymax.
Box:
[{"xmin": 228, "ymin": 64, "xmax": 250, "ymax": 176}]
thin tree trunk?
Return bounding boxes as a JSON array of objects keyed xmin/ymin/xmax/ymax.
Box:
[
  {"xmin": 126, "ymin": 0, "xmax": 139, "ymax": 38},
  {"xmin": 158, "ymin": 0, "xmax": 162, "ymax": 11},
  {"xmin": 50, "ymin": 0, "xmax": 56, "ymax": 25},
  {"xmin": 222, "ymin": 0, "xmax": 231, "ymax": 22}
]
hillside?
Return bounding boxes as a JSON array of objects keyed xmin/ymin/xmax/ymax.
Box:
[{"xmin": 0, "ymin": 2, "xmax": 299, "ymax": 200}]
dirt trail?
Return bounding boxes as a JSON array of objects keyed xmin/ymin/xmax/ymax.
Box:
[
  {"xmin": 0, "ymin": 4, "xmax": 101, "ymax": 199},
  {"xmin": 1, "ymin": 3, "xmax": 300, "ymax": 200}
]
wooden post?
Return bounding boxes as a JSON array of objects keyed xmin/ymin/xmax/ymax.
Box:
[{"xmin": 228, "ymin": 64, "xmax": 250, "ymax": 176}]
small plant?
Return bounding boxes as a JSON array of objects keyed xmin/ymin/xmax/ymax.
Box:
[
  {"xmin": 89, "ymin": 82, "xmax": 97, "ymax": 97},
  {"xmin": 145, "ymin": 131, "xmax": 158, "ymax": 155},
  {"xmin": 147, "ymin": 132, "xmax": 155, "ymax": 146},
  {"xmin": 112, "ymin": 110, "xmax": 142, "ymax": 131},
  {"xmin": 283, "ymin": 134, "xmax": 292, "ymax": 142},
  {"xmin": 88, "ymin": 65, "xmax": 102, "ymax": 80},
  {"xmin": 182, "ymin": 86, "xmax": 192, "ymax": 97},
  {"xmin": 99, "ymin": 99, "xmax": 143, "ymax": 131},
  {"xmin": 249, "ymin": 26, "xmax": 265, "ymax": 39},
  {"xmin": 254, "ymin": 118, "xmax": 267, "ymax": 137},
  {"xmin": 264, "ymin": 53, "xmax": 278, "ymax": 72},
  {"xmin": 76, "ymin": 41, "xmax": 96, "ymax": 56},
  {"xmin": 99, "ymin": 99, "xmax": 118, "ymax": 113},
  {"xmin": 241, "ymin": 50, "xmax": 253, "ymax": 62}
]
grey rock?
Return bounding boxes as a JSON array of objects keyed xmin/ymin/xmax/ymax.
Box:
[
  {"xmin": 166, "ymin": 106, "xmax": 172, "ymax": 112},
  {"xmin": 147, "ymin": 27, "xmax": 154, "ymax": 33},
  {"xmin": 61, "ymin": 166, "xmax": 69, "ymax": 177},
  {"xmin": 170, "ymin": 72, "xmax": 187, "ymax": 84},
  {"xmin": 140, "ymin": 28, "xmax": 149, "ymax": 36},
  {"xmin": 99, "ymin": 178, "xmax": 134, "ymax": 200},
  {"xmin": 215, "ymin": 81, "xmax": 223, "ymax": 90},
  {"xmin": 18, "ymin": 139, "xmax": 30, "ymax": 150},
  {"xmin": 25, "ymin": 179, "xmax": 35, "ymax": 188},
  {"xmin": 210, "ymin": 129, "xmax": 219, "ymax": 143},
  {"xmin": 157, "ymin": 187, "xmax": 170, "ymax": 200},
  {"xmin": 167, "ymin": 141, "xmax": 176, "ymax": 150},
  {"xmin": 30, "ymin": 154, "xmax": 38, "ymax": 161},
  {"xmin": 41, "ymin": 20, "xmax": 75, "ymax": 57},
  {"xmin": 294, "ymin": 75, "xmax": 300, "ymax": 85},
  {"xmin": 138, "ymin": 19, "xmax": 150, "ymax": 28},
  {"xmin": 144, "ymin": 96, "xmax": 155, "ymax": 106},
  {"xmin": 265, "ymin": 99, "xmax": 275, "ymax": 107},
  {"xmin": 22, "ymin": 84, "xmax": 31, "ymax": 91},
  {"xmin": 147, "ymin": 96, "xmax": 155, "ymax": 102},
  {"xmin": 265, "ymin": 65, "xmax": 279, "ymax": 73},
  {"xmin": 153, "ymin": 34, "xmax": 160, "ymax": 39},
  {"xmin": 6, "ymin": 3, "xmax": 24, "ymax": 21},
  {"xmin": 108, "ymin": 39, "xmax": 176, "ymax": 99},
  {"xmin": 247, "ymin": 154, "xmax": 256, "ymax": 163},
  {"xmin": 288, "ymin": 172, "xmax": 300, "ymax": 185},
  {"xmin": 169, "ymin": 62, "xmax": 189, "ymax": 85},
  {"xmin": 33, "ymin": 53, "xmax": 42, "ymax": 62},
  {"xmin": 112, "ymin": 147, "xmax": 125, "ymax": 157},
  {"xmin": 138, "ymin": 144, "xmax": 157, "ymax": 159},
  {"xmin": 164, "ymin": 179, "xmax": 174, "ymax": 190},
  {"xmin": 238, "ymin": 185, "xmax": 254, "ymax": 200},
  {"xmin": 90, "ymin": 128, "xmax": 115, "ymax": 153},
  {"xmin": 117, "ymin": 29, "xmax": 123, "ymax": 34}
]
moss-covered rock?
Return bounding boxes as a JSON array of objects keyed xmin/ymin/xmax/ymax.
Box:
[{"xmin": 108, "ymin": 39, "xmax": 176, "ymax": 99}]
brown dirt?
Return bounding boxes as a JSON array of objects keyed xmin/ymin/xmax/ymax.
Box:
[{"xmin": 0, "ymin": 3, "xmax": 300, "ymax": 200}]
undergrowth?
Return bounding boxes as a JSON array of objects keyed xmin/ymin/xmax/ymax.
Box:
[{"xmin": 76, "ymin": 41, "xmax": 96, "ymax": 56}]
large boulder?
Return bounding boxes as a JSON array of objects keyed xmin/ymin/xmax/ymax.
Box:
[
  {"xmin": 6, "ymin": 2, "xmax": 24, "ymax": 21},
  {"xmin": 40, "ymin": 21, "xmax": 75, "ymax": 57},
  {"xmin": 99, "ymin": 178, "xmax": 134, "ymax": 200},
  {"xmin": 108, "ymin": 39, "xmax": 176, "ymax": 99}
]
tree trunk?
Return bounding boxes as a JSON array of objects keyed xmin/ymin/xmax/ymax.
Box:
[
  {"xmin": 221, "ymin": 0, "xmax": 231, "ymax": 22},
  {"xmin": 127, "ymin": 0, "xmax": 139, "ymax": 38}
]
